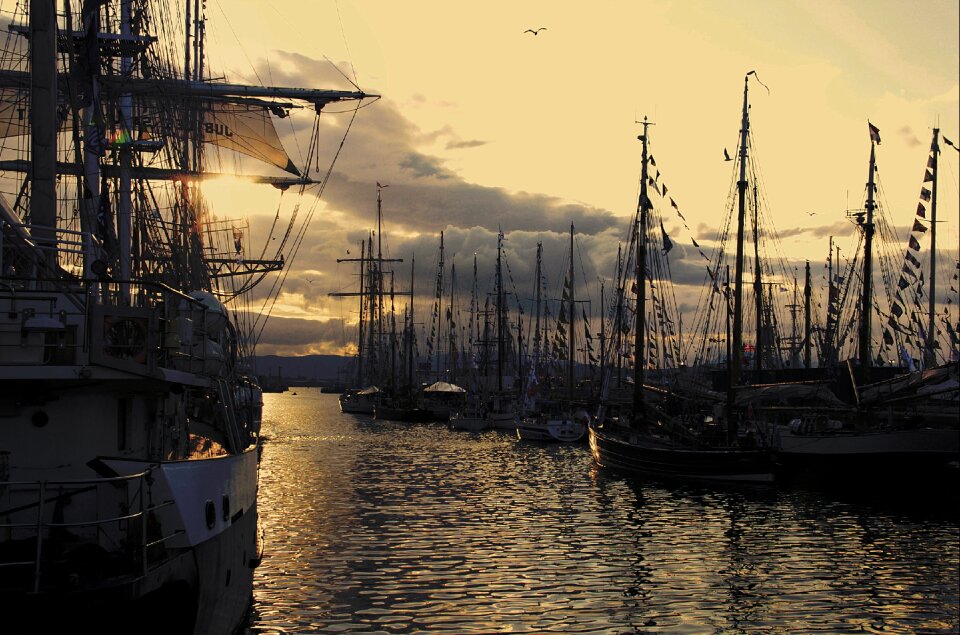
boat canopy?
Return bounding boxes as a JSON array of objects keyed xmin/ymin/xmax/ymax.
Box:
[{"xmin": 423, "ymin": 381, "xmax": 466, "ymax": 393}]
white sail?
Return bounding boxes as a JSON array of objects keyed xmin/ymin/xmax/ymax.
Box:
[{"xmin": 203, "ymin": 102, "xmax": 300, "ymax": 175}]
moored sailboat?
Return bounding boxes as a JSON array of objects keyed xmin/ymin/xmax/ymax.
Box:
[
  {"xmin": 517, "ymin": 224, "xmax": 587, "ymax": 443},
  {"xmin": 769, "ymin": 126, "xmax": 959, "ymax": 491},
  {"xmin": 590, "ymin": 80, "xmax": 776, "ymax": 482}
]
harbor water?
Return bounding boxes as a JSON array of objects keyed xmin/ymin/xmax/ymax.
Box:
[{"xmin": 248, "ymin": 389, "xmax": 959, "ymax": 634}]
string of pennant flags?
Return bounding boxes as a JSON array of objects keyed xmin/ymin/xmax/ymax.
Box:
[{"xmin": 883, "ymin": 132, "xmax": 955, "ymax": 359}]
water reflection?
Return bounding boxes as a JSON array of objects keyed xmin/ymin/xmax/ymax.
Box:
[{"xmin": 248, "ymin": 390, "xmax": 959, "ymax": 634}]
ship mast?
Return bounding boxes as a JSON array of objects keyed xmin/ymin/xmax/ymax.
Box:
[
  {"xmin": 731, "ymin": 74, "xmax": 751, "ymax": 391},
  {"xmin": 752, "ymin": 183, "xmax": 763, "ymax": 375},
  {"xmin": 436, "ymin": 231, "xmax": 445, "ymax": 381},
  {"xmin": 534, "ymin": 242, "xmax": 543, "ymax": 374},
  {"xmin": 925, "ymin": 128, "xmax": 940, "ymax": 368},
  {"xmin": 568, "ymin": 222, "xmax": 576, "ymax": 404},
  {"xmin": 407, "ymin": 256, "xmax": 415, "ymax": 391},
  {"xmin": 634, "ymin": 118, "xmax": 652, "ymax": 426},
  {"xmin": 858, "ymin": 136, "xmax": 878, "ymax": 381},
  {"xmin": 497, "ymin": 231, "xmax": 505, "ymax": 393},
  {"xmin": 804, "ymin": 260, "xmax": 812, "ymax": 368},
  {"xmin": 729, "ymin": 73, "xmax": 752, "ymax": 436},
  {"xmin": 29, "ymin": 0, "xmax": 57, "ymax": 260}
]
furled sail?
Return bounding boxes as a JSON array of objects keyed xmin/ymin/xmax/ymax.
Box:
[{"xmin": 202, "ymin": 102, "xmax": 300, "ymax": 175}]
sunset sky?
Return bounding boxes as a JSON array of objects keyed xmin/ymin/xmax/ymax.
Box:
[{"xmin": 197, "ymin": 0, "xmax": 959, "ymax": 356}]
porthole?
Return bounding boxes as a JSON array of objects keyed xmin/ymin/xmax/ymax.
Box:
[{"xmin": 205, "ymin": 500, "xmax": 215, "ymax": 529}]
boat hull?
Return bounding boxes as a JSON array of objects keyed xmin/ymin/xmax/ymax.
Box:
[
  {"xmin": 339, "ymin": 391, "xmax": 378, "ymax": 414},
  {"xmin": 773, "ymin": 425, "xmax": 959, "ymax": 491},
  {"xmin": 487, "ymin": 410, "xmax": 519, "ymax": 430},
  {"xmin": 589, "ymin": 425, "xmax": 774, "ymax": 483},
  {"xmin": 517, "ymin": 417, "xmax": 586, "ymax": 443},
  {"xmin": 2, "ymin": 450, "xmax": 260, "ymax": 635}
]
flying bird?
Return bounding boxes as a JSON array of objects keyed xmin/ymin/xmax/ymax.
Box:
[
  {"xmin": 807, "ymin": 212, "xmax": 816, "ymax": 216},
  {"xmin": 524, "ymin": 27, "xmax": 547, "ymax": 35},
  {"xmin": 723, "ymin": 148, "xmax": 732, "ymax": 161}
]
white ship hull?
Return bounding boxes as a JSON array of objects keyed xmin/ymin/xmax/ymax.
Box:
[{"xmin": 517, "ymin": 415, "xmax": 586, "ymax": 443}]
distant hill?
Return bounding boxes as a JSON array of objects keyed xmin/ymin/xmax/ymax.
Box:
[{"xmin": 255, "ymin": 355, "xmax": 352, "ymax": 385}]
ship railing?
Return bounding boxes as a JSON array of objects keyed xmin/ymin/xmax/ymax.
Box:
[
  {"xmin": 0, "ymin": 289, "xmax": 89, "ymax": 366},
  {"xmin": 0, "ymin": 469, "xmax": 183, "ymax": 593},
  {"xmin": 0, "ymin": 220, "xmax": 90, "ymax": 276}
]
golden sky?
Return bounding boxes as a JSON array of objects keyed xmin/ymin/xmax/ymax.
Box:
[{"xmin": 195, "ymin": 0, "xmax": 959, "ymax": 355}]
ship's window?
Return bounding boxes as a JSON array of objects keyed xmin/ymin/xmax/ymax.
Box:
[
  {"xmin": 31, "ymin": 410, "xmax": 49, "ymax": 428},
  {"xmin": 205, "ymin": 500, "xmax": 216, "ymax": 529}
]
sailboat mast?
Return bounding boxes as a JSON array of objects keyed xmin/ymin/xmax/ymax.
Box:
[
  {"xmin": 449, "ymin": 258, "xmax": 457, "ymax": 380},
  {"xmin": 29, "ymin": 0, "xmax": 57, "ymax": 256},
  {"xmin": 925, "ymin": 128, "xmax": 940, "ymax": 368},
  {"xmin": 408, "ymin": 255, "xmax": 415, "ymax": 390},
  {"xmin": 367, "ymin": 233, "xmax": 377, "ymax": 384},
  {"xmin": 634, "ymin": 120, "xmax": 651, "ymax": 420},
  {"xmin": 731, "ymin": 74, "xmax": 750, "ymax": 390},
  {"xmin": 599, "ymin": 279, "xmax": 606, "ymax": 389},
  {"xmin": 804, "ymin": 260, "xmax": 812, "ymax": 368},
  {"xmin": 614, "ymin": 243, "xmax": 623, "ymax": 388},
  {"xmin": 752, "ymin": 184, "xmax": 762, "ymax": 374},
  {"xmin": 377, "ymin": 187, "xmax": 385, "ymax": 372},
  {"xmin": 436, "ymin": 231, "xmax": 445, "ymax": 381},
  {"xmin": 497, "ymin": 233, "xmax": 505, "ymax": 393},
  {"xmin": 859, "ymin": 140, "xmax": 878, "ymax": 379},
  {"xmin": 534, "ymin": 243, "xmax": 542, "ymax": 372},
  {"xmin": 390, "ymin": 272, "xmax": 397, "ymax": 394},
  {"xmin": 357, "ymin": 241, "xmax": 366, "ymax": 386},
  {"xmin": 825, "ymin": 236, "xmax": 834, "ymax": 367},
  {"xmin": 569, "ymin": 223, "xmax": 576, "ymax": 403}
]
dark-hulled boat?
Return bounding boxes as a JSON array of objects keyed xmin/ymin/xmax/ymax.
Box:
[{"xmin": 590, "ymin": 78, "xmax": 777, "ymax": 484}]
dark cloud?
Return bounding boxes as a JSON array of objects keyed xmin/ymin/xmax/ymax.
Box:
[
  {"xmin": 256, "ymin": 315, "xmax": 353, "ymax": 355},
  {"xmin": 446, "ymin": 139, "xmax": 487, "ymax": 150},
  {"xmin": 399, "ymin": 152, "xmax": 455, "ymax": 179}
]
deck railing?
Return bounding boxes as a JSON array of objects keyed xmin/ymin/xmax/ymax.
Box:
[{"xmin": 0, "ymin": 469, "xmax": 182, "ymax": 593}]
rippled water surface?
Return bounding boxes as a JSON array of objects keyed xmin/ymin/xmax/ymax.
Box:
[{"xmin": 248, "ymin": 389, "xmax": 959, "ymax": 634}]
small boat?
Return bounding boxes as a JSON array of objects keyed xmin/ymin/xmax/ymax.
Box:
[
  {"xmin": 517, "ymin": 409, "xmax": 588, "ymax": 442},
  {"xmin": 419, "ymin": 381, "xmax": 467, "ymax": 421},
  {"xmin": 449, "ymin": 404, "xmax": 492, "ymax": 431},
  {"xmin": 339, "ymin": 386, "xmax": 381, "ymax": 414}
]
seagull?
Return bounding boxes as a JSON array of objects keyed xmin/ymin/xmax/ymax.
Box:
[
  {"xmin": 523, "ymin": 27, "xmax": 547, "ymax": 35},
  {"xmin": 807, "ymin": 212, "xmax": 816, "ymax": 216},
  {"xmin": 723, "ymin": 148, "xmax": 732, "ymax": 161},
  {"xmin": 306, "ymin": 278, "xmax": 315, "ymax": 284}
]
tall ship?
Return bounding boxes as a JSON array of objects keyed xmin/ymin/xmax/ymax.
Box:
[
  {"xmin": 590, "ymin": 77, "xmax": 777, "ymax": 482},
  {"xmin": 0, "ymin": 1, "xmax": 373, "ymax": 632}
]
